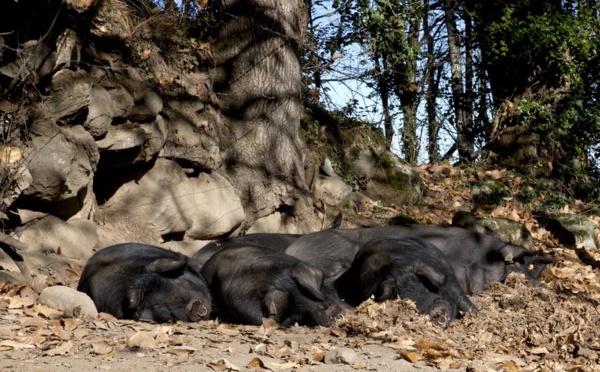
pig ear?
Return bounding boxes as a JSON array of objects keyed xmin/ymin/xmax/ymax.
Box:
[
  {"xmin": 374, "ymin": 277, "xmax": 397, "ymax": 302},
  {"xmin": 412, "ymin": 261, "xmax": 446, "ymax": 287},
  {"xmin": 128, "ymin": 288, "xmax": 143, "ymax": 309},
  {"xmin": 521, "ymin": 255, "xmax": 554, "ymax": 279},
  {"xmin": 147, "ymin": 257, "xmax": 188, "ymax": 273},
  {"xmin": 291, "ymin": 263, "xmax": 325, "ymax": 302},
  {"xmin": 323, "ymin": 261, "xmax": 351, "ymax": 284},
  {"xmin": 499, "ymin": 244, "xmax": 530, "ymax": 263}
]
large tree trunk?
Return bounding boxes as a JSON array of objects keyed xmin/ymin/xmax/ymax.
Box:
[{"xmin": 212, "ymin": 0, "xmax": 315, "ymax": 230}]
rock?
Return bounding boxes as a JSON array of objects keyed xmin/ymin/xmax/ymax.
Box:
[
  {"xmin": 452, "ymin": 211, "xmax": 534, "ymax": 249},
  {"xmin": 46, "ymin": 70, "xmax": 92, "ymax": 120},
  {"xmin": 100, "ymin": 159, "xmax": 245, "ymax": 240},
  {"xmin": 39, "ymin": 286, "xmax": 98, "ymax": 318},
  {"xmin": 23, "ymin": 125, "xmax": 99, "ymax": 202},
  {"xmin": 19, "ymin": 215, "xmax": 99, "ymax": 260},
  {"xmin": 324, "ymin": 347, "xmax": 358, "ymax": 365},
  {"xmin": 313, "ymin": 174, "xmax": 353, "ymax": 206},
  {"xmin": 344, "ymin": 145, "xmax": 379, "ymax": 182},
  {"xmin": 85, "ymin": 85, "xmax": 113, "ymax": 137},
  {"xmin": 161, "ymin": 100, "xmax": 222, "ymax": 170},
  {"xmin": 54, "ymin": 28, "xmax": 81, "ymax": 70},
  {"xmin": 365, "ymin": 151, "xmax": 422, "ymax": 205},
  {"xmin": 138, "ymin": 115, "xmax": 168, "ymax": 162},
  {"xmin": 127, "ymin": 90, "xmax": 163, "ymax": 122},
  {"xmin": 247, "ymin": 212, "xmax": 282, "ymax": 234},
  {"xmin": 472, "ymin": 180, "xmax": 510, "ymax": 206},
  {"xmin": 0, "ymin": 41, "xmax": 54, "ymax": 81},
  {"xmin": 537, "ymin": 213, "xmax": 599, "ymax": 249},
  {"xmin": 96, "ymin": 123, "xmax": 146, "ymax": 150},
  {"xmin": 321, "ymin": 157, "xmax": 336, "ymax": 177},
  {"xmin": 107, "ymin": 84, "xmax": 135, "ymax": 119}
]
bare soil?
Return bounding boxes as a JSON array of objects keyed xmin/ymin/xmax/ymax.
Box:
[{"xmin": 2, "ymin": 164, "xmax": 600, "ymax": 371}]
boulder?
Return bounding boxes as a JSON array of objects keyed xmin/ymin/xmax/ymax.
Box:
[
  {"xmin": 100, "ymin": 159, "xmax": 244, "ymax": 240},
  {"xmin": 45, "ymin": 69, "xmax": 92, "ymax": 120},
  {"xmin": 452, "ymin": 211, "xmax": 534, "ymax": 249},
  {"xmin": 161, "ymin": 100, "xmax": 222, "ymax": 170},
  {"xmin": 313, "ymin": 174, "xmax": 353, "ymax": 206},
  {"xmin": 365, "ymin": 151, "xmax": 422, "ymax": 206},
  {"xmin": 344, "ymin": 145, "xmax": 379, "ymax": 182},
  {"xmin": 247, "ymin": 212, "xmax": 282, "ymax": 234},
  {"xmin": 537, "ymin": 213, "xmax": 599, "ymax": 249},
  {"xmin": 23, "ymin": 125, "xmax": 99, "ymax": 202},
  {"xmin": 84, "ymin": 85, "xmax": 113, "ymax": 137},
  {"xmin": 19, "ymin": 215, "xmax": 99, "ymax": 260}
]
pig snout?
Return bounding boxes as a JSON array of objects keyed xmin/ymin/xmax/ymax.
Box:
[
  {"xmin": 429, "ymin": 299, "xmax": 454, "ymax": 327},
  {"xmin": 187, "ymin": 299, "xmax": 210, "ymax": 321}
]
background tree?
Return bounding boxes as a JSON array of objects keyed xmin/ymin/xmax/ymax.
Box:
[{"xmin": 211, "ymin": 0, "xmax": 316, "ymax": 228}]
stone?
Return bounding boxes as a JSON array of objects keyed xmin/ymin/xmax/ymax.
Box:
[
  {"xmin": 344, "ymin": 145, "xmax": 378, "ymax": 182},
  {"xmin": 46, "ymin": 70, "xmax": 92, "ymax": 120},
  {"xmin": 100, "ymin": 159, "xmax": 245, "ymax": 240},
  {"xmin": 39, "ymin": 286, "xmax": 98, "ymax": 318},
  {"xmin": 96, "ymin": 123, "xmax": 146, "ymax": 150},
  {"xmin": 247, "ymin": 212, "xmax": 282, "ymax": 234},
  {"xmin": 161, "ymin": 100, "xmax": 222, "ymax": 170},
  {"xmin": 324, "ymin": 347, "xmax": 358, "ymax": 365},
  {"xmin": 107, "ymin": 85, "xmax": 135, "ymax": 119},
  {"xmin": 54, "ymin": 28, "xmax": 81, "ymax": 70},
  {"xmin": 85, "ymin": 85, "xmax": 113, "ymax": 137},
  {"xmin": 538, "ymin": 213, "xmax": 599, "ymax": 249},
  {"xmin": 313, "ymin": 174, "xmax": 353, "ymax": 206},
  {"xmin": 321, "ymin": 157, "xmax": 336, "ymax": 177},
  {"xmin": 23, "ymin": 125, "xmax": 99, "ymax": 202},
  {"xmin": 452, "ymin": 211, "xmax": 534, "ymax": 249},
  {"xmin": 19, "ymin": 215, "xmax": 99, "ymax": 260},
  {"xmin": 127, "ymin": 90, "xmax": 163, "ymax": 122},
  {"xmin": 365, "ymin": 151, "xmax": 422, "ymax": 206}
]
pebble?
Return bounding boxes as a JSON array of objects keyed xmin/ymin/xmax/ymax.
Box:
[{"xmin": 324, "ymin": 347, "xmax": 357, "ymax": 365}]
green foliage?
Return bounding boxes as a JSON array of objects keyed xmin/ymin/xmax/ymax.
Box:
[{"xmin": 471, "ymin": 0, "xmax": 600, "ymax": 198}]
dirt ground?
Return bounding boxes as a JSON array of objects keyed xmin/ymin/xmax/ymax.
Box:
[{"xmin": 2, "ymin": 165, "xmax": 600, "ymax": 371}]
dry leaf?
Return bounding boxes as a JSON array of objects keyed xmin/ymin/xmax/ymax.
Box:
[
  {"xmin": 91, "ymin": 342, "xmax": 113, "ymax": 355},
  {"xmin": 36, "ymin": 304, "xmax": 63, "ymax": 319},
  {"xmin": 207, "ymin": 358, "xmax": 240, "ymax": 371},
  {"xmin": 217, "ymin": 324, "xmax": 240, "ymax": 336},
  {"xmin": 246, "ymin": 357, "xmax": 265, "ymax": 369},
  {"xmin": 500, "ymin": 360, "xmax": 520, "ymax": 372},
  {"xmin": 398, "ymin": 350, "xmax": 424, "ymax": 363},
  {"xmin": 9, "ymin": 296, "xmax": 35, "ymax": 309},
  {"xmin": 127, "ymin": 331, "xmax": 157, "ymax": 349},
  {"xmin": 0, "ymin": 340, "xmax": 36, "ymax": 350},
  {"xmin": 257, "ymin": 317, "xmax": 279, "ymax": 336},
  {"xmin": 43, "ymin": 340, "xmax": 73, "ymax": 356},
  {"xmin": 331, "ymin": 328, "xmax": 347, "ymax": 338}
]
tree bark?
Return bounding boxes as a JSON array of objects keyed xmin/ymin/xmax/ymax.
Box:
[
  {"xmin": 212, "ymin": 0, "xmax": 312, "ymax": 229},
  {"xmin": 445, "ymin": 0, "xmax": 474, "ymax": 162},
  {"xmin": 398, "ymin": 10, "xmax": 420, "ymax": 166}
]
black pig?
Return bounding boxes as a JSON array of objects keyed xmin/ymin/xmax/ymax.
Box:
[
  {"xmin": 285, "ymin": 225, "xmax": 553, "ymax": 294},
  {"xmin": 200, "ymin": 246, "xmax": 351, "ymax": 326},
  {"xmin": 336, "ymin": 237, "xmax": 477, "ymax": 326},
  {"xmin": 78, "ymin": 243, "xmax": 211, "ymax": 323},
  {"xmin": 191, "ymin": 233, "xmax": 300, "ymax": 270}
]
